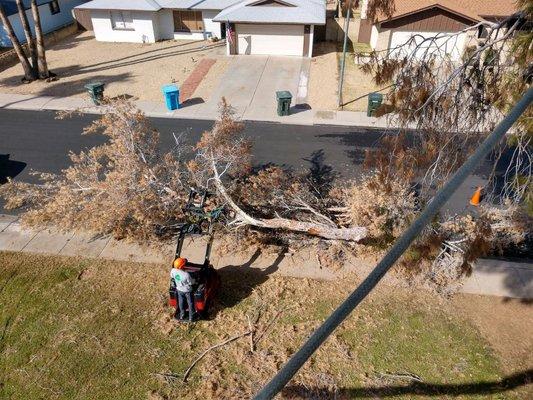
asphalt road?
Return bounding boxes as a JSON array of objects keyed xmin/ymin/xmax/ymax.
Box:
[
  {"xmin": 0, "ymin": 109, "xmax": 393, "ymax": 181},
  {"xmin": 0, "ymin": 109, "xmax": 484, "ymax": 214}
]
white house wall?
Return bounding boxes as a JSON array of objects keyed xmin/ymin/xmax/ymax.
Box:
[
  {"xmin": 157, "ymin": 9, "xmax": 222, "ymax": 41},
  {"xmin": 388, "ymin": 30, "xmax": 467, "ymax": 61},
  {"xmin": 156, "ymin": 9, "xmax": 174, "ymax": 40},
  {"xmin": 91, "ymin": 10, "xmax": 158, "ymax": 43},
  {"xmin": 202, "ymin": 10, "xmax": 222, "ymax": 39},
  {"xmin": 0, "ymin": 0, "xmax": 86, "ymax": 47},
  {"xmin": 370, "ymin": 24, "xmax": 379, "ymax": 49}
]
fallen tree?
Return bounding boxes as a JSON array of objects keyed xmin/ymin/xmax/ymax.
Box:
[
  {"xmin": 190, "ymin": 100, "xmax": 368, "ymax": 242},
  {"xmin": 0, "ymin": 99, "xmax": 368, "ymax": 243}
]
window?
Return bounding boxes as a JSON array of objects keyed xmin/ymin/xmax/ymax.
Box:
[
  {"xmin": 49, "ymin": 0, "xmax": 60, "ymax": 15},
  {"xmin": 477, "ymin": 25, "xmax": 488, "ymax": 39},
  {"xmin": 173, "ymin": 11, "xmax": 203, "ymax": 32},
  {"xmin": 111, "ymin": 11, "xmax": 134, "ymax": 30}
]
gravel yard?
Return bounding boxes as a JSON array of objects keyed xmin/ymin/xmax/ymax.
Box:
[
  {"xmin": 308, "ymin": 42, "xmax": 338, "ymax": 111},
  {"xmin": 339, "ymin": 47, "xmax": 385, "ymax": 112},
  {"xmin": 307, "ymin": 41, "xmax": 385, "ymax": 112},
  {"xmin": 0, "ymin": 31, "xmax": 226, "ymax": 102}
]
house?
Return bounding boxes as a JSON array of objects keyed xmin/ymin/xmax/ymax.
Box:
[
  {"xmin": 74, "ymin": 0, "xmax": 326, "ymax": 57},
  {"xmin": 357, "ymin": 0, "xmax": 517, "ymax": 60},
  {"xmin": 0, "ymin": 0, "xmax": 89, "ymax": 47}
]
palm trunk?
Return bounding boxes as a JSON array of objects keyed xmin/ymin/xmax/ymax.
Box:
[
  {"xmin": 0, "ymin": 5, "xmax": 36, "ymax": 81},
  {"xmin": 15, "ymin": 0, "xmax": 38, "ymax": 76},
  {"xmin": 30, "ymin": 0, "xmax": 49, "ymax": 79}
]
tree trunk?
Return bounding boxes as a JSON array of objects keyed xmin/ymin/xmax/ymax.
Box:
[
  {"xmin": 30, "ymin": 0, "xmax": 49, "ymax": 79},
  {"xmin": 213, "ymin": 174, "xmax": 368, "ymax": 242},
  {"xmin": 15, "ymin": 0, "xmax": 38, "ymax": 76},
  {"xmin": 0, "ymin": 5, "xmax": 36, "ymax": 81}
]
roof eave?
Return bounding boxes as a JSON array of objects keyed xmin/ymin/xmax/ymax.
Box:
[
  {"xmin": 75, "ymin": 6, "xmax": 162, "ymax": 11},
  {"xmin": 213, "ymin": 15, "xmax": 325, "ymax": 25},
  {"xmin": 378, "ymin": 4, "xmax": 480, "ymax": 24}
]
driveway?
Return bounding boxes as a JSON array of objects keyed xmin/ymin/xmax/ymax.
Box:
[{"xmin": 201, "ymin": 55, "xmax": 310, "ymax": 120}]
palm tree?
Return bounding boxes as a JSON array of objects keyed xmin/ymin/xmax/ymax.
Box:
[
  {"xmin": 30, "ymin": 0, "xmax": 49, "ymax": 79},
  {"xmin": 15, "ymin": 0, "xmax": 38, "ymax": 79},
  {"xmin": 0, "ymin": 4, "xmax": 35, "ymax": 81}
]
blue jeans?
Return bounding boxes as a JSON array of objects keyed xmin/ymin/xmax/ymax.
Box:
[{"xmin": 177, "ymin": 290, "xmax": 195, "ymax": 321}]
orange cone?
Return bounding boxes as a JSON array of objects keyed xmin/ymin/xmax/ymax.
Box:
[{"xmin": 470, "ymin": 187, "xmax": 482, "ymax": 206}]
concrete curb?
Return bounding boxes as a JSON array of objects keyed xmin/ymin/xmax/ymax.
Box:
[{"xmin": 0, "ymin": 92, "xmax": 390, "ymax": 128}]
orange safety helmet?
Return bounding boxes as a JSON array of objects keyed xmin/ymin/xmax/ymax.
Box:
[{"xmin": 173, "ymin": 257, "xmax": 188, "ymax": 269}]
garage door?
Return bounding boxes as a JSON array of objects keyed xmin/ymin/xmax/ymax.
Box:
[
  {"xmin": 389, "ymin": 31, "xmax": 466, "ymax": 61},
  {"xmin": 236, "ymin": 24, "xmax": 304, "ymax": 56}
]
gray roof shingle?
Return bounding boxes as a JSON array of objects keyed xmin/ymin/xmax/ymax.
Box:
[
  {"xmin": 76, "ymin": 0, "xmax": 161, "ymax": 11},
  {"xmin": 214, "ymin": 0, "xmax": 326, "ymax": 25},
  {"xmin": 75, "ymin": 0, "xmax": 326, "ymax": 25},
  {"xmin": 76, "ymin": 0, "xmax": 242, "ymax": 12}
]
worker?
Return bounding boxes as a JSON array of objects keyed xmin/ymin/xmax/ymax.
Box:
[{"xmin": 170, "ymin": 258, "xmax": 196, "ymax": 322}]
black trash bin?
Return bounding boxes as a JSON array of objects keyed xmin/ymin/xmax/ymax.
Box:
[
  {"xmin": 84, "ymin": 82, "xmax": 105, "ymax": 105},
  {"xmin": 367, "ymin": 92, "xmax": 383, "ymax": 117},
  {"xmin": 276, "ymin": 91, "xmax": 292, "ymax": 116}
]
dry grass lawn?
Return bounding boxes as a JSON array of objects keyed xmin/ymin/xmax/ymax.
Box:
[
  {"xmin": 339, "ymin": 49, "xmax": 384, "ymax": 112},
  {"xmin": 308, "ymin": 42, "xmax": 385, "ymax": 112},
  {"xmin": 0, "ymin": 31, "xmax": 226, "ymax": 102},
  {"xmin": 1, "ymin": 251, "xmax": 531, "ymax": 400}
]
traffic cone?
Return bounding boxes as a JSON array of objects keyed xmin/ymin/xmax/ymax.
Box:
[{"xmin": 470, "ymin": 187, "xmax": 482, "ymax": 206}]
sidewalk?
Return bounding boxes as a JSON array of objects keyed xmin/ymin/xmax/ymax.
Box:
[
  {"xmin": 1, "ymin": 214, "xmax": 531, "ymax": 299},
  {"xmin": 0, "ymin": 92, "xmax": 390, "ymax": 128}
]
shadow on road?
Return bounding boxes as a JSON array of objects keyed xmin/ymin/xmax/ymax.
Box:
[{"xmin": 0, "ymin": 154, "xmax": 26, "ymax": 184}]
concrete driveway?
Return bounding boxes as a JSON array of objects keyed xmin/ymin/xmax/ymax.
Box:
[{"xmin": 201, "ymin": 55, "xmax": 310, "ymax": 121}]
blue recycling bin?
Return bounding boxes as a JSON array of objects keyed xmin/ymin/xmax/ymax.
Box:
[{"xmin": 162, "ymin": 84, "xmax": 180, "ymax": 110}]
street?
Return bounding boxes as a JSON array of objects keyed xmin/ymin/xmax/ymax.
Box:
[
  {"xmin": 0, "ymin": 109, "xmax": 392, "ymax": 180},
  {"xmin": 0, "ymin": 109, "xmax": 485, "ymax": 214}
]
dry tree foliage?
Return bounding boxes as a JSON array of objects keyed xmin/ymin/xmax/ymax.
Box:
[
  {"xmin": 355, "ymin": 1, "xmax": 532, "ymax": 286},
  {"xmin": 362, "ymin": 3, "xmax": 532, "ymax": 203},
  {"xmin": 401, "ymin": 203, "xmax": 531, "ymax": 294},
  {"xmin": 360, "ymin": 0, "xmax": 395, "ymax": 22},
  {"xmin": 430, "ymin": 215, "xmax": 493, "ymax": 291},
  {"xmin": 0, "ymin": 99, "xmax": 367, "ymax": 244},
  {"xmin": 0, "ymin": 101, "xmax": 188, "ymax": 241},
  {"xmin": 191, "ymin": 100, "xmax": 368, "ymax": 242},
  {"xmin": 338, "ymin": 173, "xmax": 418, "ymax": 241},
  {"xmin": 481, "ymin": 203, "xmax": 532, "ymax": 255}
]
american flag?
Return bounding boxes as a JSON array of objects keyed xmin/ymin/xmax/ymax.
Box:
[{"xmin": 227, "ymin": 22, "xmax": 234, "ymax": 45}]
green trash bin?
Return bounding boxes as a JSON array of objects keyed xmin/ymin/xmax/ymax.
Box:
[
  {"xmin": 367, "ymin": 92, "xmax": 383, "ymax": 117},
  {"xmin": 276, "ymin": 91, "xmax": 292, "ymax": 116},
  {"xmin": 84, "ymin": 82, "xmax": 105, "ymax": 105}
]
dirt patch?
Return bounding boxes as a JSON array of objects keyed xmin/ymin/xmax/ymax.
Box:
[
  {"xmin": 0, "ymin": 31, "xmax": 226, "ymax": 102},
  {"xmin": 308, "ymin": 42, "xmax": 338, "ymax": 111},
  {"xmin": 340, "ymin": 52, "xmax": 385, "ymax": 112},
  {"xmin": 452, "ymin": 294, "xmax": 533, "ymax": 374},
  {"xmin": 307, "ymin": 41, "xmax": 384, "ymax": 112}
]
